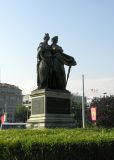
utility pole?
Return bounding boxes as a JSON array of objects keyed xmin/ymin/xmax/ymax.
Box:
[{"xmin": 82, "ymin": 74, "xmax": 85, "ymax": 128}]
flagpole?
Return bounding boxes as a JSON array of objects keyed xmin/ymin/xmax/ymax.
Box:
[{"xmin": 82, "ymin": 74, "xmax": 85, "ymax": 128}]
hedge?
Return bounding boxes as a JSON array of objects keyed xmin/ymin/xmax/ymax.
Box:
[{"xmin": 0, "ymin": 128, "xmax": 114, "ymax": 160}]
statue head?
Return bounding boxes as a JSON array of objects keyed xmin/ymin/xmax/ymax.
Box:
[
  {"xmin": 43, "ymin": 33, "xmax": 50, "ymax": 41},
  {"xmin": 51, "ymin": 36, "xmax": 58, "ymax": 44}
]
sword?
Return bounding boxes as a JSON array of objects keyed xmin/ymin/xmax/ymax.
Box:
[{"xmin": 66, "ymin": 66, "xmax": 71, "ymax": 86}]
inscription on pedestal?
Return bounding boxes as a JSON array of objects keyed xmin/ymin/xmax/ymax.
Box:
[
  {"xmin": 32, "ymin": 97, "xmax": 44, "ymax": 114},
  {"xmin": 46, "ymin": 97, "xmax": 70, "ymax": 114}
]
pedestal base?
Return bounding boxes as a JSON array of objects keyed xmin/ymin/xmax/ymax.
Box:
[
  {"xmin": 27, "ymin": 89, "xmax": 75, "ymax": 129},
  {"xmin": 27, "ymin": 113, "xmax": 75, "ymax": 129}
]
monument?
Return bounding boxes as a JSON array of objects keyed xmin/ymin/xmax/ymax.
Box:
[{"xmin": 27, "ymin": 33, "xmax": 77, "ymax": 128}]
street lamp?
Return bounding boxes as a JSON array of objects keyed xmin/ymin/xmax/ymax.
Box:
[
  {"xmin": 4, "ymin": 103, "xmax": 7, "ymax": 122},
  {"xmin": 26, "ymin": 106, "xmax": 29, "ymax": 121},
  {"xmin": 82, "ymin": 74, "xmax": 85, "ymax": 128},
  {"xmin": 103, "ymin": 92, "xmax": 107, "ymax": 98}
]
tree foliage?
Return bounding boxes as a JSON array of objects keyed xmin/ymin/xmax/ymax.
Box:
[
  {"xmin": 14, "ymin": 105, "xmax": 30, "ymax": 122},
  {"xmin": 90, "ymin": 95, "xmax": 114, "ymax": 128},
  {"xmin": 72, "ymin": 101, "xmax": 82, "ymax": 127},
  {"xmin": 71, "ymin": 95, "xmax": 89, "ymax": 127}
]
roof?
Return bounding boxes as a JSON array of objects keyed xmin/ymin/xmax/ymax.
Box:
[{"xmin": 0, "ymin": 83, "xmax": 21, "ymax": 90}]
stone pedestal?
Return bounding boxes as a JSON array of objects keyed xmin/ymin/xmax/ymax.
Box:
[{"xmin": 27, "ymin": 89, "xmax": 75, "ymax": 128}]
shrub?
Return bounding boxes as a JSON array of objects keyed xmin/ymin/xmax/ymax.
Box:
[{"xmin": 0, "ymin": 128, "xmax": 114, "ymax": 160}]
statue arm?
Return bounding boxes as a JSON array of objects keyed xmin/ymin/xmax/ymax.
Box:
[
  {"xmin": 37, "ymin": 43, "xmax": 51, "ymax": 61},
  {"xmin": 37, "ymin": 43, "xmax": 45, "ymax": 53},
  {"xmin": 54, "ymin": 52, "xmax": 64, "ymax": 64},
  {"xmin": 37, "ymin": 43, "xmax": 46, "ymax": 61}
]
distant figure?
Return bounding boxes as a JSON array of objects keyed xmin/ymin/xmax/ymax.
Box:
[{"xmin": 37, "ymin": 34, "xmax": 77, "ymax": 90}]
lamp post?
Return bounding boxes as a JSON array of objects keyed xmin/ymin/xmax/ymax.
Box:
[
  {"xmin": 103, "ymin": 92, "xmax": 107, "ymax": 98},
  {"xmin": 4, "ymin": 103, "xmax": 7, "ymax": 122},
  {"xmin": 82, "ymin": 74, "xmax": 85, "ymax": 128},
  {"xmin": 26, "ymin": 106, "xmax": 29, "ymax": 121}
]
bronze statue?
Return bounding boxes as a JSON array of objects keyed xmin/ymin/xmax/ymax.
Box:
[
  {"xmin": 37, "ymin": 33, "xmax": 77, "ymax": 90},
  {"xmin": 50, "ymin": 36, "xmax": 66, "ymax": 90},
  {"xmin": 37, "ymin": 33, "xmax": 52, "ymax": 89}
]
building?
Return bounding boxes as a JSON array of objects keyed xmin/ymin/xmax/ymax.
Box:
[
  {"xmin": 0, "ymin": 83, "xmax": 22, "ymax": 122},
  {"xmin": 71, "ymin": 93, "xmax": 87, "ymax": 105}
]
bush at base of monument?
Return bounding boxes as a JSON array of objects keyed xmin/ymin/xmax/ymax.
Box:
[{"xmin": 0, "ymin": 128, "xmax": 114, "ymax": 160}]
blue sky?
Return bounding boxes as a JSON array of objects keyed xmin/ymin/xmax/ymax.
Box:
[{"xmin": 0, "ymin": 0, "xmax": 114, "ymax": 97}]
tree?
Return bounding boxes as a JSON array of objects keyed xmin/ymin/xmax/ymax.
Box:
[
  {"xmin": 72, "ymin": 101, "xmax": 82, "ymax": 127},
  {"xmin": 90, "ymin": 95, "xmax": 114, "ymax": 128},
  {"xmin": 71, "ymin": 95, "xmax": 90, "ymax": 127},
  {"xmin": 14, "ymin": 105, "xmax": 31, "ymax": 122}
]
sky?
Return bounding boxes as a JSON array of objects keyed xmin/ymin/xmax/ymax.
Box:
[{"xmin": 0, "ymin": 0, "xmax": 114, "ymax": 97}]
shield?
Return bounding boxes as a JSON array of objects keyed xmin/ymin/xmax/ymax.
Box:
[{"xmin": 63, "ymin": 53, "xmax": 77, "ymax": 66}]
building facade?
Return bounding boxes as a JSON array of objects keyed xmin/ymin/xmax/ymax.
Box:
[
  {"xmin": 71, "ymin": 94, "xmax": 87, "ymax": 105},
  {"xmin": 0, "ymin": 83, "xmax": 22, "ymax": 122}
]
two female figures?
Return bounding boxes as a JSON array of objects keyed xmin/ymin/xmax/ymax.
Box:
[{"xmin": 37, "ymin": 33, "xmax": 76, "ymax": 90}]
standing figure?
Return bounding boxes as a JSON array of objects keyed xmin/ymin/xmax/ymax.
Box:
[
  {"xmin": 50, "ymin": 36, "xmax": 66, "ymax": 90},
  {"xmin": 37, "ymin": 34, "xmax": 77, "ymax": 90},
  {"xmin": 37, "ymin": 33, "xmax": 52, "ymax": 89},
  {"xmin": 51, "ymin": 36, "xmax": 77, "ymax": 90}
]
